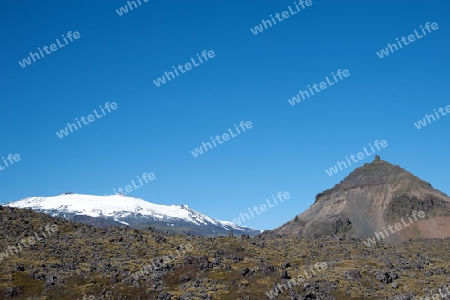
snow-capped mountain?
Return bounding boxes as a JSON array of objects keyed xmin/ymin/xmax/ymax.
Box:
[{"xmin": 5, "ymin": 194, "xmax": 261, "ymax": 236}]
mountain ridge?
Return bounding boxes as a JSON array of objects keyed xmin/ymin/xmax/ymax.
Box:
[
  {"xmin": 5, "ymin": 194, "xmax": 261, "ymax": 237},
  {"xmin": 265, "ymin": 156, "xmax": 450, "ymax": 242}
]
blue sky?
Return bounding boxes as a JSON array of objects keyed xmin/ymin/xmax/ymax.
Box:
[{"xmin": 1, "ymin": 0, "xmax": 449, "ymax": 230}]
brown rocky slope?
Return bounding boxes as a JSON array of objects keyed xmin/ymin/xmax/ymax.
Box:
[{"xmin": 266, "ymin": 155, "xmax": 450, "ymax": 243}]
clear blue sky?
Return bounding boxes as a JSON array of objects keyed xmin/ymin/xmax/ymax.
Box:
[{"xmin": 1, "ymin": 0, "xmax": 449, "ymax": 230}]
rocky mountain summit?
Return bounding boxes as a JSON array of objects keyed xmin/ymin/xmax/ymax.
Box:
[{"xmin": 266, "ymin": 155, "xmax": 450, "ymax": 242}]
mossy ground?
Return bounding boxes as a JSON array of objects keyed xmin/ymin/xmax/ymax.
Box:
[{"xmin": 1, "ymin": 206, "xmax": 449, "ymax": 299}]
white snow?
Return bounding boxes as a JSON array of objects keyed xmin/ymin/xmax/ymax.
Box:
[
  {"xmin": 6, "ymin": 194, "xmax": 253, "ymax": 231},
  {"xmin": 114, "ymin": 219, "xmax": 130, "ymax": 226}
]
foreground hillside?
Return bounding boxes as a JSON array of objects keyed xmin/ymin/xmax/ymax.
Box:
[{"xmin": 0, "ymin": 206, "xmax": 449, "ymax": 300}]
